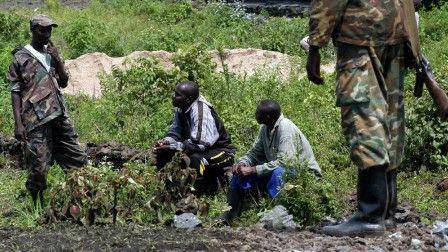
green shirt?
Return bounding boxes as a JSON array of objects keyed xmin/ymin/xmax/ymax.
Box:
[{"xmin": 238, "ymin": 115, "xmax": 321, "ymax": 175}]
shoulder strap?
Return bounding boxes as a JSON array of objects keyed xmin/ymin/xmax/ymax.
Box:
[
  {"xmin": 402, "ymin": 0, "xmax": 422, "ymax": 62},
  {"xmin": 195, "ymin": 101, "xmax": 204, "ymax": 141}
]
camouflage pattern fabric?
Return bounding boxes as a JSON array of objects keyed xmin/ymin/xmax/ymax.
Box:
[
  {"xmin": 8, "ymin": 48, "xmax": 66, "ymax": 133},
  {"xmin": 336, "ymin": 42, "xmax": 405, "ymax": 171},
  {"xmin": 25, "ymin": 116, "xmax": 87, "ymax": 192},
  {"xmin": 309, "ymin": 0, "xmax": 406, "ymax": 47}
]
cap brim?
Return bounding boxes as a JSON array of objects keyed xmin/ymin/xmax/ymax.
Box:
[{"xmin": 37, "ymin": 21, "xmax": 58, "ymax": 27}]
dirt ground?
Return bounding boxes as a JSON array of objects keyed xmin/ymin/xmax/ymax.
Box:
[{"xmin": 0, "ymin": 221, "xmax": 444, "ymax": 251}]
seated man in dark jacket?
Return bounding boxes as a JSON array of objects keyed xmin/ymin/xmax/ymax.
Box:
[{"xmin": 153, "ymin": 81, "xmax": 235, "ymax": 195}]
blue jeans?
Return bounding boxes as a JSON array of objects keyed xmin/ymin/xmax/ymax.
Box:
[{"xmin": 230, "ymin": 167, "xmax": 285, "ymax": 198}]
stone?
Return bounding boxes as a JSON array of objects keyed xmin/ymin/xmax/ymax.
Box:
[
  {"xmin": 173, "ymin": 213, "xmax": 202, "ymax": 229},
  {"xmin": 256, "ymin": 205, "xmax": 297, "ymax": 231}
]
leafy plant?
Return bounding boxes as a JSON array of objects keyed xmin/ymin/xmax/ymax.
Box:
[
  {"xmin": 276, "ymin": 163, "xmax": 342, "ymax": 226},
  {"xmin": 47, "ymin": 162, "xmax": 156, "ymax": 225}
]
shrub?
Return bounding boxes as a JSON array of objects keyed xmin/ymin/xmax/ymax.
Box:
[
  {"xmin": 275, "ymin": 161, "xmax": 342, "ymax": 226},
  {"xmin": 63, "ymin": 17, "xmax": 95, "ymax": 58}
]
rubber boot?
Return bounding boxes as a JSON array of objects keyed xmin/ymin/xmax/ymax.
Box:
[
  {"xmin": 384, "ymin": 170, "xmax": 397, "ymax": 229},
  {"xmin": 321, "ymin": 165, "xmax": 388, "ymax": 237},
  {"xmin": 217, "ymin": 188, "xmax": 244, "ymax": 223}
]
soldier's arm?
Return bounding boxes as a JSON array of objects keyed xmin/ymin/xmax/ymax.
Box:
[
  {"xmin": 308, "ymin": 0, "xmax": 348, "ymax": 47},
  {"xmin": 47, "ymin": 43, "xmax": 69, "ymax": 88},
  {"xmin": 8, "ymin": 61, "xmax": 27, "ymax": 141}
]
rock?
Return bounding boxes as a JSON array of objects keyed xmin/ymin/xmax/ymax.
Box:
[
  {"xmin": 411, "ymin": 238, "xmax": 422, "ymax": 248},
  {"xmin": 256, "ymin": 205, "xmax": 297, "ymax": 231},
  {"xmin": 335, "ymin": 245, "xmax": 350, "ymax": 252},
  {"xmin": 368, "ymin": 245, "xmax": 384, "ymax": 252},
  {"xmin": 388, "ymin": 232, "xmax": 404, "ymax": 240},
  {"xmin": 432, "ymin": 220, "xmax": 448, "ymax": 249},
  {"xmin": 173, "ymin": 213, "xmax": 202, "ymax": 229}
]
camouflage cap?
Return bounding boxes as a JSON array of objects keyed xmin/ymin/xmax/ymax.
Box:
[{"xmin": 30, "ymin": 14, "xmax": 58, "ymax": 28}]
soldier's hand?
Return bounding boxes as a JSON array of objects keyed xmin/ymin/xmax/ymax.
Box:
[
  {"xmin": 47, "ymin": 43, "xmax": 62, "ymax": 64},
  {"xmin": 306, "ymin": 45, "xmax": 324, "ymax": 85},
  {"xmin": 14, "ymin": 124, "xmax": 27, "ymax": 142}
]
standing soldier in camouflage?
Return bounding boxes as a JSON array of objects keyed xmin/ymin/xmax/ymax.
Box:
[
  {"xmin": 8, "ymin": 15, "xmax": 87, "ymax": 208},
  {"xmin": 306, "ymin": 0, "xmax": 408, "ymax": 236}
]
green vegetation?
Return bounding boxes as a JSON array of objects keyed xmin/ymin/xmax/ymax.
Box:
[{"xmin": 0, "ymin": 1, "xmax": 448, "ymax": 227}]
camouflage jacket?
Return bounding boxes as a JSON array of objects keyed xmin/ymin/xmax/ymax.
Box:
[
  {"xmin": 7, "ymin": 47, "xmax": 66, "ymax": 132},
  {"xmin": 309, "ymin": 0, "xmax": 407, "ymax": 47}
]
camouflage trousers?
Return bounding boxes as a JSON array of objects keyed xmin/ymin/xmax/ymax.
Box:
[
  {"xmin": 25, "ymin": 116, "xmax": 87, "ymax": 192},
  {"xmin": 335, "ymin": 42, "xmax": 405, "ymax": 171}
]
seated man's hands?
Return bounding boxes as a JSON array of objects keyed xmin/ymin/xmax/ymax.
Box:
[
  {"xmin": 228, "ymin": 164, "xmax": 256, "ymax": 177},
  {"xmin": 152, "ymin": 139, "xmax": 170, "ymax": 154}
]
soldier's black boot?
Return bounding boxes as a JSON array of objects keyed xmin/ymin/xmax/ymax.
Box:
[
  {"xmin": 321, "ymin": 165, "xmax": 388, "ymax": 237},
  {"xmin": 217, "ymin": 188, "xmax": 244, "ymax": 223},
  {"xmin": 384, "ymin": 170, "xmax": 397, "ymax": 229}
]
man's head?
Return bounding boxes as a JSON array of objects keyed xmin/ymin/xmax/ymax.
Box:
[
  {"xmin": 172, "ymin": 81, "xmax": 200, "ymax": 110},
  {"xmin": 255, "ymin": 100, "xmax": 281, "ymax": 128},
  {"xmin": 29, "ymin": 15, "xmax": 58, "ymax": 47}
]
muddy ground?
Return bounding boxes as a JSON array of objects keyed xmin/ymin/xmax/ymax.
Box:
[{"xmin": 0, "ymin": 221, "xmax": 446, "ymax": 251}]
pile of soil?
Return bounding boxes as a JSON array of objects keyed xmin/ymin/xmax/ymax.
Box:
[
  {"xmin": 0, "ymin": 133, "xmax": 151, "ymax": 169},
  {"xmin": 0, "ymin": 221, "xmax": 444, "ymax": 251},
  {"xmin": 63, "ymin": 49, "xmax": 299, "ymax": 97}
]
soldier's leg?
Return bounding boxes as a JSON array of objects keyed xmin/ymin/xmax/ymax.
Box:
[
  {"xmin": 322, "ymin": 43, "xmax": 390, "ymax": 237},
  {"xmin": 382, "ymin": 43, "xmax": 405, "ymax": 228},
  {"xmin": 25, "ymin": 124, "xmax": 53, "ymax": 207},
  {"xmin": 52, "ymin": 116, "xmax": 87, "ymax": 170}
]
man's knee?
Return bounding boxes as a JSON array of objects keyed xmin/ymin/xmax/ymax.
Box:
[
  {"xmin": 271, "ymin": 167, "xmax": 285, "ymax": 177},
  {"xmin": 155, "ymin": 149, "xmax": 176, "ymax": 169},
  {"xmin": 188, "ymin": 153, "xmax": 203, "ymax": 170}
]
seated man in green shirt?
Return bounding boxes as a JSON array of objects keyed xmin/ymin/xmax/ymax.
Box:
[{"xmin": 220, "ymin": 100, "xmax": 321, "ymax": 222}]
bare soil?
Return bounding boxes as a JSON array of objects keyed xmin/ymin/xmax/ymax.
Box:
[
  {"xmin": 0, "ymin": 221, "xmax": 444, "ymax": 251},
  {"xmin": 0, "ymin": 133, "xmax": 151, "ymax": 169}
]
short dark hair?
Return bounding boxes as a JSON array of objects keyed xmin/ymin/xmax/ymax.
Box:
[
  {"xmin": 257, "ymin": 99, "xmax": 281, "ymax": 119},
  {"xmin": 177, "ymin": 80, "xmax": 199, "ymax": 100}
]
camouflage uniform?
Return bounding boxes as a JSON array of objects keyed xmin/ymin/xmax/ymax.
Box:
[
  {"xmin": 8, "ymin": 47, "xmax": 87, "ymax": 192},
  {"xmin": 309, "ymin": 0, "xmax": 407, "ymax": 171}
]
